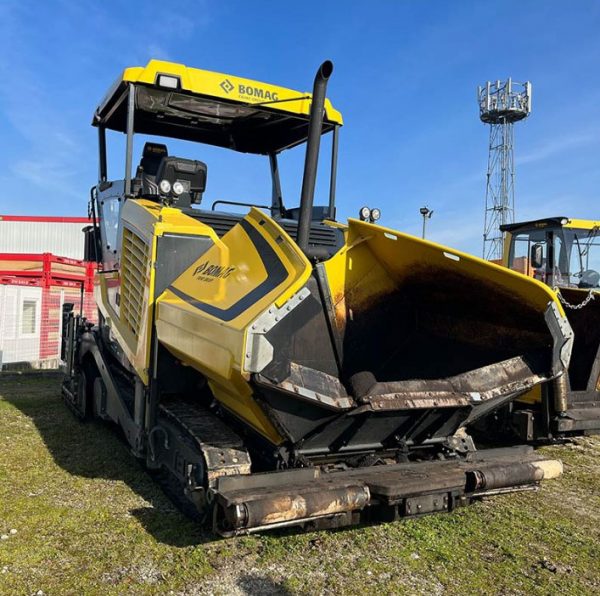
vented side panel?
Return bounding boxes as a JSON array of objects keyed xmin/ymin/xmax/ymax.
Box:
[
  {"xmin": 121, "ymin": 228, "xmax": 150, "ymax": 337},
  {"xmin": 185, "ymin": 210, "xmax": 342, "ymax": 248}
]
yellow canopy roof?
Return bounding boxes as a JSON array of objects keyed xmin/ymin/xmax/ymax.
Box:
[
  {"xmin": 502, "ymin": 217, "xmax": 600, "ymax": 233},
  {"xmin": 94, "ymin": 60, "xmax": 343, "ymax": 155}
]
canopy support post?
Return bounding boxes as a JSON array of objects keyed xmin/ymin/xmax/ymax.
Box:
[
  {"xmin": 124, "ymin": 84, "xmax": 136, "ymax": 196},
  {"xmin": 269, "ymin": 153, "xmax": 284, "ymax": 218},
  {"xmin": 328, "ymin": 126, "xmax": 339, "ymax": 220}
]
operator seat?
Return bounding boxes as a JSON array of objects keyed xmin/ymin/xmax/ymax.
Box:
[{"xmin": 136, "ymin": 142, "xmax": 168, "ymax": 196}]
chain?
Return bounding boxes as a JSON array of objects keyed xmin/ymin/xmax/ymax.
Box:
[{"xmin": 554, "ymin": 287, "xmax": 596, "ymax": 310}]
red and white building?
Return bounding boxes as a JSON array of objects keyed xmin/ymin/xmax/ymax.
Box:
[{"xmin": 0, "ymin": 216, "xmax": 96, "ymax": 369}]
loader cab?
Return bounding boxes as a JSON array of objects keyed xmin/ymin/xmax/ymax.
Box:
[
  {"xmin": 90, "ymin": 60, "xmax": 343, "ymax": 271},
  {"xmin": 502, "ymin": 217, "xmax": 600, "ymax": 290}
]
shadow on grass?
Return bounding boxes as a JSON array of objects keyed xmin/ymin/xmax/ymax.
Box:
[
  {"xmin": 0, "ymin": 375, "xmax": 214, "ymax": 547},
  {"xmin": 236, "ymin": 574, "xmax": 293, "ymax": 595},
  {"xmin": 0, "ymin": 375, "xmax": 382, "ymax": 549}
]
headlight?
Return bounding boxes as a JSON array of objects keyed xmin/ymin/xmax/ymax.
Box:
[
  {"xmin": 359, "ymin": 206, "xmax": 371, "ymax": 221},
  {"xmin": 159, "ymin": 179, "xmax": 171, "ymax": 194},
  {"xmin": 172, "ymin": 181, "xmax": 184, "ymax": 196},
  {"xmin": 370, "ymin": 208, "xmax": 381, "ymax": 221}
]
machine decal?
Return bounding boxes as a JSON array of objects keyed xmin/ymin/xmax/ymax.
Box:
[
  {"xmin": 220, "ymin": 79, "xmax": 234, "ymax": 94},
  {"xmin": 219, "ymin": 78, "xmax": 280, "ymax": 102},
  {"xmin": 167, "ymin": 219, "xmax": 288, "ymax": 321},
  {"xmin": 193, "ymin": 261, "xmax": 236, "ymax": 281},
  {"xmin": 238, "ymin": 85, "xmax": 279, "ymax": 102}
]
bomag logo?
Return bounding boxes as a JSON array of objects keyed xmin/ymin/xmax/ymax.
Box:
[
  {"xmin": 193, "ymin": 261, "xmax": 236, "ymax": 283},
  {"xmin": 238, "ymin": 84, "xmax": 279, "ymax": 102},
  {"xmin": 220, "ymin": 79, "xmax": 234, "ymax": 94},
  {"xmin": 220, "ymin": 79, "xmax": 279, "ymax": 102}
]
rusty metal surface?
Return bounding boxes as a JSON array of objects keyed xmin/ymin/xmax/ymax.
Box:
[
  {"xmin": 350, "ymin": 356, "xmax": 546, "ymax": 414},
  {"xmin": 223, "ymin": 483, "xmax": 370, "ymax": 529},
  {"xmin": 553, "ymin": 374, "xmax": 569, "ymax": 413},
  {"xmin": 278, "ymin": 362, "xmax": 355, "ymax": 410},
  {"xmin": 556, "ymin": 408, "xmax": 600, "ymax": 432},
  {"xmin": 214, "ymin": 445, "xmax": 559, "ymax": 533},
  {"xmin": 466, "ymin": 462, "xmax": 544, "ymax": 492}
]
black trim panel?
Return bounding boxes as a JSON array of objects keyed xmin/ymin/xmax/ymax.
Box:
[
  {"xmin": 167, "ymin": 219, "xmax": 289, "ymax": 322},
  {"xmin": 155, "ymin": 233, "xmax": 214, "ymax": 296}
]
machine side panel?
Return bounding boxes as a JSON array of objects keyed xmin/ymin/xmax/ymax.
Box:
[
  {"xmin": 94, "ymin": 200, "xmax": 215, "ymax": 383},
  {"xmin": 155, "ymin": 208, "xmax": 312, "ymax": 443}
]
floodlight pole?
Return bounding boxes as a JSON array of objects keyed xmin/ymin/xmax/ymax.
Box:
[
  {"xmin": 420, "ymin": 206, "xmax": 433, "ymax": 239},
  {"xmin": 478, "ymin": 79, "xmax": 532, "ymax": 260}
]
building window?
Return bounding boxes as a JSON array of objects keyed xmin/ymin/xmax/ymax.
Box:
[{"xmin": 22, "ymin": 300, "xmax": 37, "ymax": 334}]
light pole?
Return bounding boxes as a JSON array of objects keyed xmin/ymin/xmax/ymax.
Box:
[{"xmin": 420, "ymin": 206, "xmax": 433, "ymax": 239}]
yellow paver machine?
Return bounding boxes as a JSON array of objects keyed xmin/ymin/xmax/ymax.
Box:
[
  {"xmin": 474, "ymin": 217, "xmax": 600, "ymax": 443},
  {"xmin": 63, "ymin": 60, "xmax": 569, "ymax": 535}
]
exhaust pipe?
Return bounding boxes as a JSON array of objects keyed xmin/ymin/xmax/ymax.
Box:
[{"xmin": 297, "ymin": 60, "xmax": 334, "ymax": 252}]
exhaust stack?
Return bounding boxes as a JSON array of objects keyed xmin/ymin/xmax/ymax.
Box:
[{"xmin": 297, "ymin": 60, "xmax": 334, "ymax": 252}]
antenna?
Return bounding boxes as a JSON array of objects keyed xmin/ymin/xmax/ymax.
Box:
[{"xmin": 478, "ymin": 79, "xmax": 531, "ymax": 260}]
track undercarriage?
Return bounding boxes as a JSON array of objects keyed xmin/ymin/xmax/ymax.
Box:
[{"xmin": 62, "ymin": 320, "xmax": 562, "ymax": 537}]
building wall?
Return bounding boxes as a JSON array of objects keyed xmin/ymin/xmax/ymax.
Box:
[
  {"xmin": 0, "ymin": 216, "xmax": 90, "ymax": 260},
  {"xmin": 0, "ymin": 215, "xmax": 95, "ymax": 369},
  {"xmin": 0, "ymin": 283, "xmax": 96, "ymax": 368},
  {"xmin": 0, "ymin": 285, "xmax": 42, "ymax": 366}
]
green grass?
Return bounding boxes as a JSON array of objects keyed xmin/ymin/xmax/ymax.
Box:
[{"xmin": 1, "ymin": 374, "xmax": 599, "ymax": 595}]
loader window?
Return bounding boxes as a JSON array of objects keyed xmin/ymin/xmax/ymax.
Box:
[
  {"xmin": 563, "ymin": 228, "xmax": 600, "ymax": 288},
  {"xmin": 510, "ymin": 230, "xmax": 549, "ymax": 279}
]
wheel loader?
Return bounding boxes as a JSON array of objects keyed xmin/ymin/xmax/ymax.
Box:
[
  {"xmin": 62, "ymin": 59, "xmax": 570, "ymax": 536},
  {"xmin": 474, "ymin": 217, "xmax": 600, "ymax": 443}
]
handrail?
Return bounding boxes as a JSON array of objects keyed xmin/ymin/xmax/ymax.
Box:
[{"xmin": 211, "ymin": 200, "xmax": 272, "ymax": 212}]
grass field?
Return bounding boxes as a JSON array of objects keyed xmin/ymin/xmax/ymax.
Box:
[{"xmin": 1, "ymin": 374, "xmax": 599, "ymax": 595}]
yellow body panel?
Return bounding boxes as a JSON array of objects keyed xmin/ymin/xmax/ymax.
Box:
[
  {"xmin": 120, "ymin": 59, "xmax": 343, "ymax": 125},
  {"xmin": 155, "ymin": 208, "xmax": 312, "ymax": 443},
  {"xmin": 563, "ymin": 218, "xmax": 600, "ymax": 230},
  {"xmin": 95, "ymin": 200, "xmax": 219, "ymax": 384},
  {"xmin": 514, "ymin": 383, "xmax": 542, "ymax": 405},
  {"xmin": 97, "ymin": 201, "xmax": 310, "ymax": 442},
  {"xmin": 325, "ymin": 218, "xmax": 562, "ymax": 318},
  {"xmin": 97, "ymin": 202, "xmax": 565, "ymax": 439}
]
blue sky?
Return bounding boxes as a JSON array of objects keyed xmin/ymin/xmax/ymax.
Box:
[{"xmin": 0, "ymin": 1, "xmax": 599, "ymax": 255}]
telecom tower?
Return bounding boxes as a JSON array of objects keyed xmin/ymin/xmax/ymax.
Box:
[{"xmin": 478, "ymin": 79, "xmax": 531, "ymax": 260}]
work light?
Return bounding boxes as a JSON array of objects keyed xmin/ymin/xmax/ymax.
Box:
[
  {"xmin": 172, "ymin": 181, "xmax": 185, "ymax": 196},
  {"xmin": 359, "ymin": 206, "xmax": 370, "ymax": 221},
  {"xmin": 159, "ymin": 179, "xmax": 172, "ymax": 194}
]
